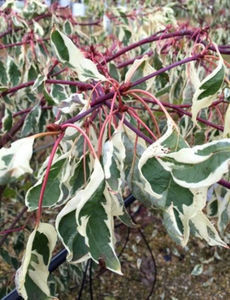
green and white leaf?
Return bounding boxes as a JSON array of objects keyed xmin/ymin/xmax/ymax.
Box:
[
  {"xmin": 158, "ymin": 139, "xmax": 230, "ymax": 188},
  {"xmin": 0, "ymin": 60, "xmax": 8, "ymax": 85},
  {"xmin": 56, "ymin": 195, "xmax": 89, "ymax": 264},
  {"xmin": 75, "ymin": 159, "xmax": 122, "ymax": 274},
  {"xmin": 51, "ymin": 29, "xmax": 106, "ymax": 82},
  {"xmin": 1, "ymin": 108, "xmax": 12, "ymax": 133},
  {"xmin": 21, "ymin": 104, "xmax": 41, "ymax": 137},
  {"xmin": 103, "ymin": 127, "xmax": 134, "ymax": 226},
  {"xmin": 32, "ymin": 74, "xmax": 47, "ymax": 91},
  {"xmin": 189, "ymin": 211, "xmax": 227, "ymax": 247},
  {"xmin": 7, "ymin": 58, "xmax": 21, "ymax": 86},
  {"xmin": 25, "ymin": 153, "xmax": 70, "ymax": 211},
  {"xmin": 136, "ymin": 119, "xmax": 185, "ymax": 203},
  {"xmin": 217, "ymin": 191, "xmax": 230, "ymax": 235},
  {"xmin": 134, "ymin": 119, "xmax": 227, "ymax": 247},
  {"xmin": 163, "ymin": 204, "xmax": 184, "ymax": 245},
  {"xmin": 191, "ymin": 264, "xmax": 203, "ymax": 276},
  {"xmin": 0, "ymin": 137, "xmax": 35, "ymax": 185},
  {"xmin": 50, "ymin": 84, "xmax": 68, "ymax": 103},
  {"xmin": 191, "ymin": 48, "xmax": 225, "ymax": 125},
  {"xmin": 125, "ymin": 55, "xmax": 148, "ymax": 83},
  {"xmin": 58, "ymin": 93, "xmax": 86, "ymax": 114},
  {"xmin": 15, "ymin": 223, "xmax": 57, "ymax": 300}
]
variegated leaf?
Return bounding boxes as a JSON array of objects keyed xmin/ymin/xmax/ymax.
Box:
[
  {"xmin": 158, "ymin": 139, "xmax": 230, "ymax": 188},
  {"xmin": 135, "ymin": 119, "xmax": 227, "ymax": 247},
  {"xmin": 75, "ymin": 159, "xmax": 122, "ymax": 274},
  {"xmin": 217, "ymin": 191, "xmax": 230, "ymax": 235},
  {"xmin": 15, "ymin": 223, "xmax": 57, "ymax": 300},
  {"xmin": 21, "ymin": 104, "xmax": 41, "ymax": 137},
  {"xmin": 0, "ymin": 60, "xmax": 8, "ymax": 85},
  {"xmin": 51, "ymin": 29, "xmax": 106, "ymax": 82},
  {"xmin": 125, "ymin": 55, "xmax": 148, "ymax": 83},
  {"xmin": 56, "ymin": 197, "xmax": 89, "ymax": 264},
  {"xmin": 135, "ymin": 119, "xmax": 187, "ymax": 206},
  {"xmin": 25, "ymin": 155, "xmax": 69, "ymax": 211},
  {"xmin": 191, "ymin": 48, "xmax": 225, "ymax": 125},
  {"xmin": 7, "ymin": 58, "xmax": 21, "ymax": 86},
  {"xmin": 189, "ymin": 211, "xmax": 228, "ymax": 247},
  {"xmin": 0, "ymin": 137, "xmax": 35, "ymax": 185},
  {"xmin": 103, "ymin": 127, "xmax": 134, "ymax": 226}
]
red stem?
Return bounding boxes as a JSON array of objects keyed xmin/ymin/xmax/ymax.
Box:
[
  {"xmin": 1, "ymin": 79, "xmax": 91, "ymax": 97},
  {"xmin": 0, "ymin": 37, "xmax": 49, "ymax": 50},
  {"xmin": 131, "ymin": 54, "xmax": 202, "ymax": 88},
  {"xmin": 103, "ymin": 30, "xmax": 192, "ymax": 64},
  {"xmin": 36, "ymin": 132, "xmax": 65, "ymax": 225},
  {"xmin": 61, "ymin": 123, "xmax": 97, "ymax": 159},
  {"xmin": 117, "ymin": 50, "xmax": 153, "ymax": 69}
]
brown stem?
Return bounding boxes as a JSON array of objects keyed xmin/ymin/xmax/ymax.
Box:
[
  {"xmin": 0, "ymin": 206, "xmax": 28, "ymax": 247},
  {"xmin": 0, "ymin": 114, "xmax": 27, "ymax": 148}
]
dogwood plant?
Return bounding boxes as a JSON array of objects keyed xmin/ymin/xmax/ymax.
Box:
[{"xmin": 0, "ymin": 0, "xmax": 230, "ymax": 298}]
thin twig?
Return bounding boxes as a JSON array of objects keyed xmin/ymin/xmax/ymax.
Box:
[
  {"xmin": 137, "ymin": 228, "xmax": 157, "ymax": 300},
  {"xmin": 77, "ymin": 260, "xmax": 90, "ymax": 300},
  {"xmin": 89, "ymin": 259, "xmax": 94, "ymax": 300},
  {"xmin": 0, "ymin": 206, "xmax": 28, "ymax": 248}
]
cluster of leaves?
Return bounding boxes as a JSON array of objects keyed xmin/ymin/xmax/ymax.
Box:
[{"xmin": 0, "ymin": 0, "xmax": 230, "ymax": 298}]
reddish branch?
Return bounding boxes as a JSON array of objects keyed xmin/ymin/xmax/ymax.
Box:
[
  {"xmin": 131, "ymin": 54, "xmax": 203, "ymax": 87},
  {"xmin": 0, "ymin": 37, "xmax": 49, "ymax": 50},
  {"xmin": 1, "ymin": 79, "xmax": 91, "ymax": 97},
  {"xmin": 103, "ymin": 28, "xmax": 230, "ymax": 66},
  {"xmin": 143, "ymin": 98, "xmax": 225, "ymax": 131},
  {"xmin": 0, "ymin": 114, "xmax": 26, "ymax": 148},
  {"xmin": 103, "ymin": 29, "xmax": 192, "ymax": 64},
  {"xmin": 0, "ymin": 206, "xmax": 28, "ymax": 247},
  {"xmin": 117, "ymin": 50, "xmax": 153, "ymax": 69}
]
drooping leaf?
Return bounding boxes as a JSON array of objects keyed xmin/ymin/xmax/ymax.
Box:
[
  {"xmin": 135, "ymin": 119, "xmax": 187, "ymax": 206},
  {"xmin": 56, "ymin": 158, "xmax": 122, "ymax": 273},
  {"xmin": 125, "ymin": 55, "xmax": 148, "ymax": 83},
  {"xmin": 191, "ymin": 49, "xmax": 225, "ymax": 125},
  {"xmin": 134, "ymin": 119, "xmax": 227, "ymax": 247},
  {"xmin": 56, "ymin": 196, "xmax": 89, "ymax": 264},
  {"xmin": 102, "ymin": 127, "xmax": 134, "ymax": 227},
  {"xmin": 189, "ymin": 211, "xmax": 227, "ymax": 247},
  {"xmin": 15, "ymin": 223, "xmax": 57, "ymax": 300},
  {"xmin": 75, "ymin": 159, "xmax": 122, "ymax": 274}
]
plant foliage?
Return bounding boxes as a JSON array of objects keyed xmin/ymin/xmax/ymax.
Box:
[{"xmin": 0, "ymin": 0, "xmax": 230, "ymax": 298}]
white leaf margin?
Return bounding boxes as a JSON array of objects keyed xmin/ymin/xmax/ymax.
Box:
[
  {"xmin": 51, "ymin": 29, "xmax": 106, "ymax": 82},
  {"xmin": 15, "ymin": 223, "xmax": 57, "ymax": 300},
  {"xmin": 0, "ymin": 136, "xmax": 34, "ymax": 184}
]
